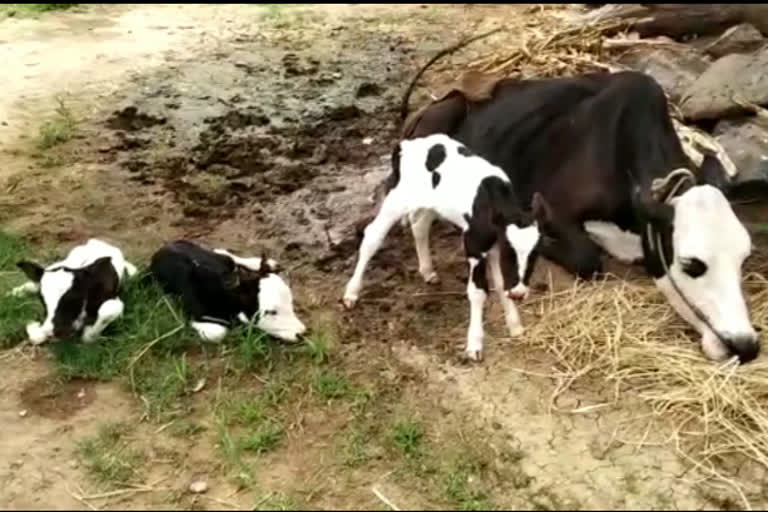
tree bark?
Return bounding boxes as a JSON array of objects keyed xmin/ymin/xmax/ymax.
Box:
[{"xmin": 579, "ymin": 4, "xmax": 768, "ymax": 39}]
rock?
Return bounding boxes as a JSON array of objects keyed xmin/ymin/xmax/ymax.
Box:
[
  {"xmin": 19, "ymin": 410, "xmax": 27, "ymax": 418},
  {"xmin": 704, "ymin": 23, "xmax": 765, "ymax": 59},
  {"xmin": 617, "ymin": 40, "xmax": 710, "ymax": 104},
  {"xmin": 682, "ymin": 47, "xmax": 768, "ymax": 121},
  {"xmin": 189, "ymin": 480, "xmax": 208, "ymax": 494},
  {"xmin": 714, "ymin": 118, "xmax": 768, "ymax": 183}
]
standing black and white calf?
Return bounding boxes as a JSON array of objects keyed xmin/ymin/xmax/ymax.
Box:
[
  {"xmin": 12, "ymin": 238, "xmax": 137, "ymax": 344},
  {"xmin": 343, "ymin": 134, "xmax": 552, "ymax": 361},
  {"xmin": 149, "ymin": 240, "xmax": 307, "ymax": 343}
]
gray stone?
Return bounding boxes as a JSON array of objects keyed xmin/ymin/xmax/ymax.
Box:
[
  {"xmin": 682, "ymin": 47, "xmax": 768, "ymax": 121},
  {"xmin": 617, "ymin": 41, "xmax": 710, "ymax": 104},
  {"xmin": 704, "ymin": 23, "xmax": 765, "ymax": 59},
  {"xmin": 714, "ymin": 118, "xmax": 768, "ymax": 183}
]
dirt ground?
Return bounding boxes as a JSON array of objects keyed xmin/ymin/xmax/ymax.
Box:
[{"xmin": 2, "ymin": 4, "xmax": 766, "ymax": 510}]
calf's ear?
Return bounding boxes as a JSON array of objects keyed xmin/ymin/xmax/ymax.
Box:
[{"xmin": 17, "ymin": 261, "xmax": 44, "ymax": 282}]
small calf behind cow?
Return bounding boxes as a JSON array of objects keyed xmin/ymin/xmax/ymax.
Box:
[
  {"xmin": 149, "ymin": 240, "xmax": 307, "ymax": 344},
  {"xmin": 12, "ymin": 238, "xmax": 137, "ymax": 344},
  {"xmin": 343, "ymin": 133, "xmax": 552, "ymax": 361}
]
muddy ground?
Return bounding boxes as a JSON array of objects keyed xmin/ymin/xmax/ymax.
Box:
[{"xmin": 2, "ymin": 4, "xmax": 767, "ymax": 510}]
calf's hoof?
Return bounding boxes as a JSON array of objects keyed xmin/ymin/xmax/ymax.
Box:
[
  {"xmin": 342, "ymin": 295, "xmax": 358, "ymax": 309},
  {"xmin": 421, "ymin": 270, "xmax": 440, "ymax": 284},
  {"xmin": 464, "ymin": 348, "xmax": 484, "ymax": 362},
  {"xmin": 26, "ymin": 322, "xmax": 48, "ymax": 345},
  {"xmin": 507, "ymin": 323, "xmax": 524, "ymax": 338}
]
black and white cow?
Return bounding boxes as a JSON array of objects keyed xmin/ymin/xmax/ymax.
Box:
[
  {"xmin": 343, "ymin": 133, "xmax": 552, "ymax": 361},
  {"xmin": 400, "ymin": 70, "xmax": 762, "ymax": 363},
  {"xmin": 149, "ymin": 240, "xmax": 306, "ymax": 343},
  {"xmin": 12, "ymin": 238, "xmax": 137, "ymax": 344}
]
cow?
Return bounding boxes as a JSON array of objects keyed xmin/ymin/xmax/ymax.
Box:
[
  {"xmin": 12, "ymin": 238, "xmax": 137, "ymax": 344},
  {"xmin": 398, "ymin": 69, "xmax": 763, "ymax": 364},
  {"xmin": 149, "ymin": 240, "xmax": 307, "ymax": 343},
  {"xmin": 343, "ymin": 133, "xmax": 553, "ymax": 361}
]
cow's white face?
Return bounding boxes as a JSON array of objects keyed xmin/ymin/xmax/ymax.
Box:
[
  {"xmin": 257, "ymin": 274, "xmax": 306, "ymax": 342},
  {"xmin": 656, "ymin": 185, "xmax": 758, "ymax": 362}
]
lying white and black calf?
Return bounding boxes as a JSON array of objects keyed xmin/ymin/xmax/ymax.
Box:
[
  {"xmin": 344, "ymin": 133, "xmax": 552, "ymax": 361},
  {"xmin": 12, "ymin": 238, "xmax": 137, "ymax": 344},
  {"xmin": 149, "ymin": 240, "xmax": 306, "ymax": 343}
]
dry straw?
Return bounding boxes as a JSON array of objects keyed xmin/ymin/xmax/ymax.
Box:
[{"xmin": 519, "ymin": 269, "xmax": 768, "ymax": 509}]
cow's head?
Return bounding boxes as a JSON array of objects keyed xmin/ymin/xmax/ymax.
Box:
[
  {"xmin": 224, "ymin": 256, "xmax": 306, "ymax": 343},
  {"xmin": 632, "ymin": 155, "xmax": 759, "ymax": 363},
  {"xmin": 17, "ymin": 256, "xmax": 117, "ymax": 344}
]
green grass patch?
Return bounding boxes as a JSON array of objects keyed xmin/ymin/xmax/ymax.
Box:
[
  {"xmin": 391, "ymin": 418, "xmax": 424, "ymax": 459},
  {"xmin": 311, "ymin": 369, "xmax": 354, "ymax": 401},
  {"xmin": 1, "ymin": 4, "xmax": 79, "ymax": 17},
  {"xmin": 0, "ymin": 231, "xmax": 42, "ymax": 348},
  {"xmin": 240, "ymin": 421, "xmax": 284, "ymax": 454},
  {"xmin": 75, "ymin": 422, "xmax": 145, "ymax": 490}
]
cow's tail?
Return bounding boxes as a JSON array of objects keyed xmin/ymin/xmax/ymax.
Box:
[{"xmin": 398, "ymin": 27, "xmax": 505, "ymax": 124}]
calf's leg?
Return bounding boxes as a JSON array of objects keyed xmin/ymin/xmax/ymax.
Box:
[
  {"xmin": 465, "ymin": 256, "xmax": 488, "ymax": 361},
  {"xmin": 82, "ymin": 298, "xmax": 124, "ymax": 343},
  {"xmin": 487, "ymin": 243, "xmax": 524, "ymax": 337},
  {"xmin": 343, "ymin": 191, "xmax": 408, "ymax": 308},
  {"xmin": 409, "ymin": 208, "xmax": 439, "ymax": 284},
  {"xmin": 190, "ymin": 321, "xmax": 229, "ymax": 343}
]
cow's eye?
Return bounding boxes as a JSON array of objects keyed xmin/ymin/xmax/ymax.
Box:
[{"xmin": 681, "ymin": 257, "xmax": 707, "ymax": 278}]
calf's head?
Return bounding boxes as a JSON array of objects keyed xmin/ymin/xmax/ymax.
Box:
[
  {"xmin": 17, "ymin": 256, "xmax": 117, "ymax": 343},
  {"xmin": 633, "ymin": 162, "xmax": 758, "ymax": 363},
  {"xmin": 223, "ymin": 257, "xmax": 306, "ymax": 342},
  {"xmin": 494, "ymin": 193, "xmax": 553, "ymax": 302}
]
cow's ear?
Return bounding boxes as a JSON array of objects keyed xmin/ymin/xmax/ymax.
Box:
[
  {"xmin": 258, "ymin": 254, "xmax": 280, "ymax": 275},
  {"xmin": 697, "ymin": 153, "xmax": 731, "ymax": 191},
  {"xmin": 631, "ymin": 186, "xmax": 674, "ymax": 226},
  {"xmin": 531, "ymin": 192, "xmax": 554, "ymax": 226},
  {"xmin": 17, "ymin": 261, "xmax": 44, "ymax": 282}
]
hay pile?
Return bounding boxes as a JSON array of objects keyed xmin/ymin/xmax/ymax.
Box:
[
  {"xmin": 466, "ymin": 7, "xmax": 629, "ymax": 79},
  {"xmin": 521, "ymin": 269, "xmax": 768, "ymax": 508}
]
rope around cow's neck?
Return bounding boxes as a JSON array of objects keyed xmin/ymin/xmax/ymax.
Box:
[{"xmin": 646, "ymin": 168, "xmax": 731, "ymax": 351}]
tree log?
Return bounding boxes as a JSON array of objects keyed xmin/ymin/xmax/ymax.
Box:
[{"xmin": 578, "ymin": 4, "xmax": 768, "ymax": 39}]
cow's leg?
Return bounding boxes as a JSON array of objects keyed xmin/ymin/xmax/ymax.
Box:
[
  {"xmin": 487, "ymin": 243, "xmax": 524, "ymax": 338},
  {"xmin": 583, "ymin": 221, "xmax": 643, "ymax": 264},
  {"xmin": 82, "ymin": 298, "xmax": 124, "ymax": 343},
  {"xmin": 409, "ymin": 208, "xmax": 439, "ymax": 284},
  {"xmin": 465, "ymin": 255, "xmax": 488, "ymax": 361},
  {"xmin": 10, "ymin": 281, "xmax": 40, "ymax": 297},
  {"xmin": 537, "ymin": 227, "xmax": 604, "ymax": 280},
  {"xmin": 343, "ymin": 191, "xmax": 408, "ymax": 308}
]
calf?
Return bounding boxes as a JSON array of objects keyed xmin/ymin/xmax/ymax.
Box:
[
  {"xmin": 343, "ymin": 134, "xmax": 552, "ymax": 361},
  {"xmin": 149, "ymin": 240, "xmax": 306, "ymax": 343},
  {"xmin": 12, "ymin": 238, "xmax": 137, "ymax": 344}
]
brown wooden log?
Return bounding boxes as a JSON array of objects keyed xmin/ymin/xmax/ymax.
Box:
[{"xmin": 579, "ymin": 4, "xmax": 768, "ymax": 39}]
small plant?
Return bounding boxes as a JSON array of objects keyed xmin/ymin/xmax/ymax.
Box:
[
  {"xmin": 75, "ymin": 423, "xmax": 145, "ymax": 489},
  {"xmin": 442, "ymin": 459, "xmax": 496, "ymax": 511},
  {"xmin": 37, "ymin": 96, "xmax": 76, "ymax": 150},
  {"xmin": 171, "ymin": 421, "xmax": 206, "ymax": 438},
  {"xmin": 392, "ymin": 418, "xmax": 424, "ymax": 458},
  {"xmin": 240, "ymin": 422, "xmax": 284, "ymax": 454},
  {"xmin": 311, "ymin": 370, "xmax": 351, "ymax": 400},
  {"xmin": 303, "ymin": 331, "xmax": 331, "ymax": 365}
]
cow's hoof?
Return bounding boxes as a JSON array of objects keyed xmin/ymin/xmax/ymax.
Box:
[
  {"xmin": 342, "ymin": 296, "xmax": 358, "ymax": 309},
  {"xmin": 464, "ymin": 348, "xmax": 484, "ymax": 362}
]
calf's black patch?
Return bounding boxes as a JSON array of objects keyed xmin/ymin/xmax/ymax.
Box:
[
  {"xmin": 457, "ymin": 145, "xmax": 474, "ymax": 157},
  {"xmin": 471, "ymin": 257, "xmax": 488, "ymax": 292},
  {"xmin": 431, "ymin": 172, "xmax": 441, "ymax": 189},
  {"xmin": 425, "ymin": 143, "xmax": 446, "ymax": 173}
]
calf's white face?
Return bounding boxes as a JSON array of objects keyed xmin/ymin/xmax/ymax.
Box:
[
  {"xmin": 657, "ymin": 185, "xmax": 758, "ymax": 362},
  {"xmin": 503, "ymin": 223, "xmax": 541, "ymax": 301},
  {"xmin": 257, "ymin": 273, "xmax": 306, "ymax": 342}
]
